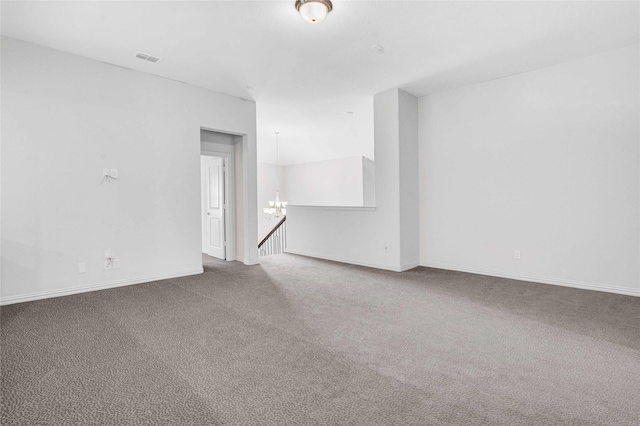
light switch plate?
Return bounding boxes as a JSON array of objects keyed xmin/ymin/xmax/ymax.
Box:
[{"xmin": 110, "ymin": 169, "xmax": 118, "ymax": 178}]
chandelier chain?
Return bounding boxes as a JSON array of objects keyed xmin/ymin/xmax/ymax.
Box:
[{"xmin": 275, "ymin": 131, "xmax": 279, "ymax": 190}]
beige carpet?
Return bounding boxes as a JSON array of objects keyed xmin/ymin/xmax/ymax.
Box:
[{"xmin": 2, "ymin": 253, "xmax": 639, "ymax": 425}]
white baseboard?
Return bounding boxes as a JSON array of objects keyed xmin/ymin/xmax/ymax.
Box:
[
  {"xmin": 285, "ymin": 248, "xmax": 411, "ymax": 272},
  {"xmin": 0, "ymin": 268, "xmax": 204, "ymax": 306},
  {"xmin": 420, "ymin": 262, "xmax": 639, "ymax": 297},
  {"xmin": 400, "ymin": 261, "xmax": 421, "ymax": 272}
]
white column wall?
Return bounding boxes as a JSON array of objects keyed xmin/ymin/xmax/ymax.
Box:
[{"xmin": 286, "ymin": 89, "xmax": 420, "ymax": 271}]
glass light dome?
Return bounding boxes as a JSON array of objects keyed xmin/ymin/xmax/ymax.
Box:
[
  {"xmin": 299, "ymin": 2, "xmax": 328, "ymax": 23},
  {"xmin": 296, "ymin": 0, "xmax": 333, "ymax": 24}
]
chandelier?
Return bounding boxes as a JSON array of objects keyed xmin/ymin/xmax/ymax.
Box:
[{"xmin": 263, "ymin": 132, "xmax": 287, "ymax": 220}]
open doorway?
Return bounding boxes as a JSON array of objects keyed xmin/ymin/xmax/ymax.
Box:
[
  {"xmin": 201, "ymin": 155, "xmax": 227, "ymax": 259},
  {"xmin": 200, "ymin": 128, "xmax": 248, "ymax": 264}
]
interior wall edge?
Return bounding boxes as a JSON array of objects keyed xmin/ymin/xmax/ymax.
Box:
[
  {"xmin": 286, "ymin": 248, "xmax": 414, "ymax": 273},
  {"xmin": 0, "ymin": 267, "xmax": 204, "ymax": 306},
  {"xmin": 420, "ymin": 262, "xmax": 640, "ymax": 297}
]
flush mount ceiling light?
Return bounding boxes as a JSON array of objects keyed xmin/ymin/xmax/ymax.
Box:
[{"xmin": 295, "ymin": 0, "xmax": 333, "ymax": 24}]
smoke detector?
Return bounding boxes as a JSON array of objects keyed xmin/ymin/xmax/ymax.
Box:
[{"xmin": 134, "ymin": 52, "xmax": 162, "ymax": 63}]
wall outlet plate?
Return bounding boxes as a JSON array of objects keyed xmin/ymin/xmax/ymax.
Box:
[
  {"xmin": 104, "ymin": 260, "xmax": 112, "ymax": 270},
  {"xmin": 514, "ymin": 250, "xmax": 521, "ymax": 259},
  {"xmin": 78, "ymin": 263, "xmax": 86, "ymax": 274},
  {"xmin": 112, "ymin": 259, "xmax": 120, "ymax": 269},
  {"xmin": 110, "ymin": 169, "xmax": 118, "ymax": 178},
  {"xmin": 104, "ymin": 249, "xmax": 111, "ymax": 259}
]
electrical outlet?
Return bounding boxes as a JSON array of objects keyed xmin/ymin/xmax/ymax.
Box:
[
  {"xmin": 104, "ymin": 259, "xmax": 113, "ymax": 270},
  {"xmin": 383, "ymin": 241, "xmax": 388, "ymax": 251},
  {"xmin": 112, "ymin": 259, "xmax": 120, "ymax": 269},
  {"xmin": 110, "ymin": 169, "xmax": 118, "ymax": 178},
  {"xmin": 78, "ymin": 263, "xmax": 86, "ymax": 274},
  {"xmin": 103, "ymin": 168, "xmax": 110, "ymax": 177},
  {"xmin": 514, "ymin": 250, "xmax": 521, "ymax": 259}
]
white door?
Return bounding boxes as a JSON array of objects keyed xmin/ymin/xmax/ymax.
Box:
[{"xmin": 201, "ymin": 156, "xmax": 225, "ymax": 259}]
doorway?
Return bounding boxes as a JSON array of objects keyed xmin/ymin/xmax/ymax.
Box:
[
  {"xmin": 200, "ymin": 127, "xmax": 255, "ymax": 265},
  {"xmin": 201, "ymin": 155, "xmax": 227, "ymax": 259}
]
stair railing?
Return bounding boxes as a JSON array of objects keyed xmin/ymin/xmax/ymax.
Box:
[{"xmin": 258, "ymin": 216, "xmax": 287, "ymax": 256}]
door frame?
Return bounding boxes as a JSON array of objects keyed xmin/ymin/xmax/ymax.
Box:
[{"xmin": 200, "ymin": 150, "xmax": 236, "ymax": 262}]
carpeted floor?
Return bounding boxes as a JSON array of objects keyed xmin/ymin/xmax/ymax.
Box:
[{"xmin": 1, "ymin": 254, "xmax": 639, "ymax": 425}]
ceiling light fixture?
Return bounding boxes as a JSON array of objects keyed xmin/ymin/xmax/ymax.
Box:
[
  {"xmin": 263, "ymin": 132, "xmax": 288, "ymax": 220},
  {"xmin": 295, "ymin": 0, "xmax": 333, "ymax": 24}
]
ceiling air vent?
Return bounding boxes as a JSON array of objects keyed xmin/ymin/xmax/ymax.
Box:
[{"xmin": 134, "ymin": 52, "xmax": 162, "ymax": 63}]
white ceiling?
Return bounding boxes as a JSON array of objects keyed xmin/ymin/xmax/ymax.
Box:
[{"xmin": 2, "ymin": 1, "xmax": 638, "ymax": 164}]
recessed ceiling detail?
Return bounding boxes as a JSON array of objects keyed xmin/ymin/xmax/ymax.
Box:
[{"xmin": 134, "ymin": 52, "xmax": 162, "ymax": 63}]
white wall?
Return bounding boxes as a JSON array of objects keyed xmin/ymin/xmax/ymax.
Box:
[
  {"xmin": 399, "ymin": 93, "xmax": 420, "ymax": 267},
  {"xmin": 286, "ymin": 89, "xmax": 420, "ymax": 271},
  {"xmin": 419, "ymin": 45, "xmax": 640, "ymax": 296},
  {"xmin": 283, "ymin": 156, "xmax": 366, "ymax": 207},
  {"xmin": 1, "ymin": 37, "xmax": 258, "ymax": 304},
  {"xmin": 363, "ymin": 157, "xmax": 376, "ymax": 207},
  {"xmin": 258, "ymin": 156, "xmax": 375, "ymax": 241}
]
